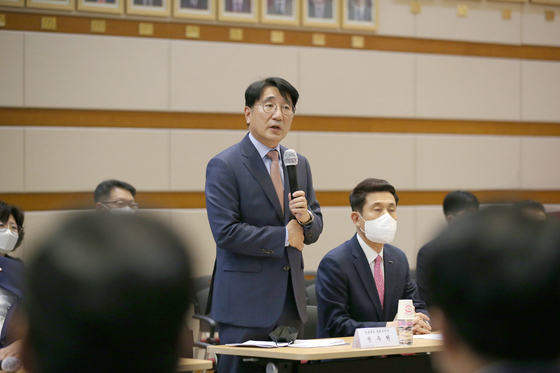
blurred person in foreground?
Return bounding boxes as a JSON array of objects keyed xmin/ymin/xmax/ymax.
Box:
[
  {"xmin": 0, "ymin": 202, "xmax": 26, "ymax": 361},
  {"xmin": 426, "ymin": 207, "xmax": 560, "ymax": 373},
  {"xmin": 513, "ymin": 199, "xmax": 547, "ymax": 221},
  {"xmin": 21, "ymin": 213, "xmax": 193, "ymax": 373},
  {"xmin": 416, "ymin": 190, "xmax": 479, "ymax": 307}
]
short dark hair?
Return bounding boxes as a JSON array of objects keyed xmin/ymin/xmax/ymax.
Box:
[
  {"xmin": 427, "ymin": 207, "xmax": 560, "ymax": 362},
  {"xmin": 93, "ymin": 179, "xmax": 136, "ymax": 203},
  {"xmin": 245, "ymin": 77, "xmax": 299, "ymax": 110},
  {"xmin": 442, "ymin": 190, "xmax": 479, "ymax": 217},
  {"xmin": 25, "ymin": 213, "xmax": 193, "ymax": 373},
  {"xmin": 349, "ymin": 178, "xmax": 399, "ymax": 213},
  {"xmin": 0, "ymin": 201, "xmax": 25, "ymax": 249},
  {"xmin": 513, "ymin": 199, "xmax": 546, "ymax": 214}
]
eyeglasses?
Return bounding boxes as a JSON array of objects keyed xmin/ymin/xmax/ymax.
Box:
[
  {"xmin": 257, "ymin": 102, "xmax": 295, "ymax": 116},
  {"xmin": 0, "ymin": 222, "xmax": 20, "ymax": 235},
  {"xmin": 102, "ymin": 201, "xmax": 139, "ymax": 210}
]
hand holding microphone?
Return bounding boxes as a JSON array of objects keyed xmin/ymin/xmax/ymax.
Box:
[{"xmin": 284, "ymin": 149, "xmax": 311, "ymax": 225}]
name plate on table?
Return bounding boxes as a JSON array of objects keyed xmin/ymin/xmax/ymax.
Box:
[{"xmin": 352, "ymin": 327, "xmax": 399, "ymax": 349}]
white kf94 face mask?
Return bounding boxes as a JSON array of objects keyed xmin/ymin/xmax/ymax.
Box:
[
  {"xmin": 357, "ymin": 212, "xmax": 397, "ymax": 244},
  {"xmin": 0, "ymin": 229, "xmax": 18, "ymax": 254}
]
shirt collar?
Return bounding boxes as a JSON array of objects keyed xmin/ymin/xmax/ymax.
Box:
[
  {"xmin": 357, "ymin": 234, "xmax": 383, "ymax": 265},
  {"xmin": 249, "ymin": 133, "xmax": 282, "ymax": 161}
]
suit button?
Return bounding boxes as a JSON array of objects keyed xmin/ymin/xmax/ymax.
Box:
[
  {"xmin": 262, "ymin": 249, "xmax": 267, "ymax": 253},
  {"xmin": 307, "ymin": 233, "xmax": 312, "ymax": 238},
  {"xmin": 283, "ymin": 266, "xmax": 290, "ymax": 271}
]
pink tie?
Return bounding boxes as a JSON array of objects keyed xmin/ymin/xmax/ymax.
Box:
[
  {"xmin": 374, "ymin": 256, "xmax": 384, "ymax": 309},
  {"xmin": 266, "ymin": 150, "xmax": 284, "ymax": 214}
]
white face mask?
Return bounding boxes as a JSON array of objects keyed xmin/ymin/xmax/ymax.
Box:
[
  {"xmin": 109, "ymin": 206, "xmax": 136, "ymax": 215},
  {"xmin": 358, "ymin": 212, "xmax": 397, "ymax": 244},
  {"xmin": 0, "ymin": 229, "xmax": 18, "ymax": 254}
]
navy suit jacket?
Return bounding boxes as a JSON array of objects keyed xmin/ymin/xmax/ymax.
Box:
[
  {"xmin": 316, "ymin": 234, "xmax": 426, "ymax": 338},
  {"xmin": 0, "ymin": 255, "xmax": 24, "ymax": 346},
  {"xmin": 416, "ymin": 238, "xmax": 436, "ymax": 308},
  {"xmin": 205, "ymin": 133, "xmax": 323, "ymax": 328}
]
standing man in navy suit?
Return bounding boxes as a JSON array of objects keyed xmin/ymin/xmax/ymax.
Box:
[
  {"xmin": 316, "ymin": 178, "xmax": 430, "ymax": 338},
  {"xmin": 205, "ymin": 77, "xmax": 323, "ymax": 373}
]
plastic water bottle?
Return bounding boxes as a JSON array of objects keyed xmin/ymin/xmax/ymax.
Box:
[{"xmin": 397, "ymin": 317, "xmax": 413, "ymax": 345}]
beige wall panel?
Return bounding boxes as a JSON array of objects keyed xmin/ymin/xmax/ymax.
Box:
[
  {"xmin": 390, "ymin": 206, "xmax": 416, "ymax": 268},
  {"xmin": 25, "ymin": 127, "xmax": 170, "ymax": 192},
  {"xmin": 24, "ymin": 32, "xmax": 169, "ymax": 110},
  {"xmin": 0, "ymin": 31, "xmax": 24, "ymax": 107},
  {"xmin": 137, "ymin": 209, "xmax": 172, "ymax": 226},
  {"xmin": 170, "ymin": 209, "xmax": 216, "ymax": 278},
  {"xmin": 303, "ymin": 206, "xmax": 356, "ymax": 274},
  {"xmin": 521, "ymin": 137, "xmax": 560, "ymax": 190},
  {"xmin": 416, "ymin": 135, "xmax": 521, "ymax": 190},
  {"xmin": 0, "ymin": 128, "xmax": 24, "ymax": 193},
  {"xmin": 416, "ymin": 54, "xmax": 521, "ymax": 120},
  {"xmin": 521, "ymin": 4, "xmax": 560, "ymax": 47},
  {"xmin": 298, "ymin": 132, "xmax": 415, "ymax": 191},
  {"xmin": 170, "ymin": 129, "xmax": 299, "ymax": 191},
  {"xmin": 299, "ymin": 49, "xmax": 415, "ymax": 117},
  {"xmin": 521, "ymin": 60, "xmax": 560, "ymax": 122},
  {"xmin": 170, "ymin": 41, "xmax": 299, "ymax": 113},
  {"xmin": 544, "ymin": 204, "xmax": 560, "ymax": 213},
  {"xmin": 19, "ymin": 210, "xmax": 84, "ymax": 263},
  {"xmin": 376, "ymin": 0, "xmax": 415, "ymax": 37},
  {"xmin": 415, "ymin": 1, "xmax": 521, "ymax": 45}
]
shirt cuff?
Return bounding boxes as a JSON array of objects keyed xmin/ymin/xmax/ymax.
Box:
[{"xmin": 285, "ymin": 227, "xmax": 289, "ymax": 247}]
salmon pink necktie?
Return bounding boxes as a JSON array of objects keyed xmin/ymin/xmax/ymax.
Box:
[{"xmin": 374, "ymin": 255, "xmax": 384, "ymax": 309}]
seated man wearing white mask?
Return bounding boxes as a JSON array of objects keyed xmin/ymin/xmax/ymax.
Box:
[{"xmin": 316, "ymin": 178, "xmax": 430, "ymax": 338}]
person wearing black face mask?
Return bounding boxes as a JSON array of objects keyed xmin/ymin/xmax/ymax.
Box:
[{"xmin": 0, "ymin": 201, "xmax": 26, "ymax": 363}]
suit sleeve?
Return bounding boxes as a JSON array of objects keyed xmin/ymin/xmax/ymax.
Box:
[
  {"xmin": 317, "ymin": 255, "xmax": 386, "ymax": 337},
  {"xmin": 415, "ymin": 244, "xmax": 432, "ymax": 308},
  {"xmin": 205, "ymin": 156, "xmax": 286, "ymax": 258},
  {"xmin": 401, "ymin": 255, "xmax": 428, "ymax": 316},
  {"xmin": 301, "ymin": 157, "xmax": 323, "ymax": 245}
]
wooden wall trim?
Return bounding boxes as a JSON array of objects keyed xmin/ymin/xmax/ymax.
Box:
[
  {"xmin": 2, "ymin": 108, "xmax": 560, "ymax": 136},
  {"xmin": 3, "ymin": 190, "xmax": 560, "ymax": 211},
  {"xmin": 1, "ymin": 10, "xmax": 560, "ymax": 61}
]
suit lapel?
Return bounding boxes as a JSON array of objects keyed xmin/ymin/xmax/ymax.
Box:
[
  {"xmin": 383, "ymin": 246, "xmax": 397, "ymax": 320},
  {"xmin": 241, "ymin": 135, "xmax": 284, "ymax": 222},
  {"xmin": 351, "ymin": 235, "xmax": 384, "ymax": 321}
]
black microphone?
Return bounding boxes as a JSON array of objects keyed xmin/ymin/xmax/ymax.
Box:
[{"xmin": 284, "ymin": 149, "xmax": 298, "ymax": 197}]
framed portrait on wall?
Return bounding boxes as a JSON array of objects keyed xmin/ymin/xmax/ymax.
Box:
[
  {"xmin": 173, "ymin": 0, "xmax": 215, "ymax": 19},
  {"xmin": 218, "ymin": 0, "xmax": 258, "ymax": 22},
  {"xmin": 126, "ymin": 0, "xmax": 171, "ymax": 17},
  {"xmin": 342, "ymin": 0, "xmax": 377, "ymax": 31},
  {"xmin": 0, "ymin": 0, "xmax": 24, "ymax": 8},
  {"xmin": 302, "ymin": 0, "xmax": 340, "ymax": 28},
  {"xmin": 261, "ymin": 0, "xmax": 300, "ymax": 26},
  {"xmin": 26, "ymin": 0, "xmax": 74, "ymax": 11},
  {"xmin": 77, "ymin": 0, "xmax": 124, "ymax": 14}
]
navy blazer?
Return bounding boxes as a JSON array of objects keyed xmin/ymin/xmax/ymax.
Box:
[
  {"xmin": 0, "ymin": 255, "xmax": 24, "ymax": 346},
  {"xmin": 205, "ymin": 133, "xmax": 323, "ymax": 328},
  {"xmin": 316, "ymin": 234, "xmax": 426, "ymax": 338}
]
